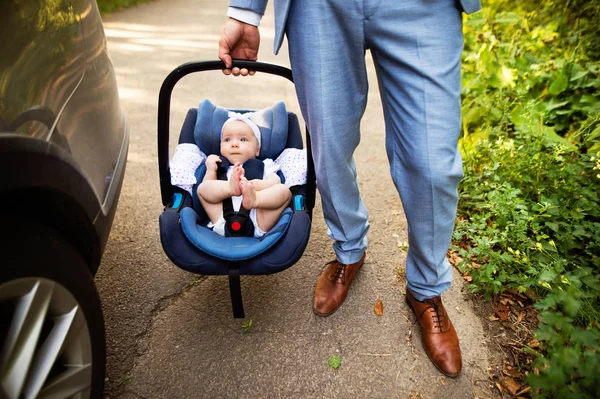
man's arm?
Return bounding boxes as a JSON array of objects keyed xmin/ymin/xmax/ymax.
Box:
[{"xmin": 229, "ymin": 0, "xmax": 268, "ymax": 16}]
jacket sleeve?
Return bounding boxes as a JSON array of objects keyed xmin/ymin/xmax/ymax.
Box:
[{"xmin": 229, "ymin": 0, "xmax": 268, "ymax": 15}]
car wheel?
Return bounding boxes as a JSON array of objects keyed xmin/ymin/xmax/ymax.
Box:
[{"xmin": 0, "ymin": 222, "xmax": 105, "ymax": 399}]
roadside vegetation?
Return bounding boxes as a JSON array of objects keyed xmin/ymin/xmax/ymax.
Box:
[
  {"xmin": 455, "ymin": 1, "xmax": 599, "ymax": 397},
  {"xmin": 97, "ymin": 0, "xmax": 153, "ymax": 14}
]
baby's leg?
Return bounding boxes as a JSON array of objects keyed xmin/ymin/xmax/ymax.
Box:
[
  {"xmin": 197, "ymin": 163, "xmax": 244, "ymax": 224},
  {"xmin": 197, "ymin": 186, "xmax": 224, "ymax": 224},
  {"xmin": 240, "ymin": 178, "xmax": 292, "ymax": 232}
]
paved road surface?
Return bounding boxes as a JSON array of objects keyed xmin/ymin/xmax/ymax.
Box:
[{"xmin": 96, "ymin": 0, "xmax": 491, "ymax": 397}]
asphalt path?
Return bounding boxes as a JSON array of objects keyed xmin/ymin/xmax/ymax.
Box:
[{"xmin": 96, "ymin": 1, "xmax": 491, "ymax": 397}]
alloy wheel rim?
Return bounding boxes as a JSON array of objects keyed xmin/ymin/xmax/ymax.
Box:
[{"xmin": 0, "ymin": 277, "xmax": 93, "ymax": 399}]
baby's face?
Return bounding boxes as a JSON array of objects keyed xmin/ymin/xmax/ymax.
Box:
[{"xmin": 220, "ymin": 120, "xmax": 260, "ymax": 164}]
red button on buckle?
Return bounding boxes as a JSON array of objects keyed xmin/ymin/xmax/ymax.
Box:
[{"xmin": 231, "ymin": 221, "xmax": 241, "ymax": 231}]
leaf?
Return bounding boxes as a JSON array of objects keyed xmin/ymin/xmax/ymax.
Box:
[
  {"xmin": 463, "ymin": 105, "xmax": 484, "ymax": 126},
  {"xmin": 545, "ymin": 221, "xmax": 560, "ymax": 232},
  {"xmin": 541, "ymin": 127, "xmax": 577, "ymax": 151},
  {"xmin": 544, "ymin": 99, "xmax": 570, "ymax": 111},
  {"xmin": 397, "ymin": 241, "xmax": 409, "ymax": 251},
  {"xmin": 118, "ymin": 376, "xmax": 132, "ymax": 385},
  {"xmin": 241, "ymin": 319, "xmax": 254, "ymax": 334},
  {"xmin": 493, "ymin": 302, "xmax": 510, "ymax": 321},
  {"xmin": 539, "ymin": 269, "xmax": 557, "ymax": 283},
  {"xmin": 502, "ymin": 363, "xmax": 523, "ymax": 379},
  {"xmin": 587, "ymin": 126, "xmax": 600, "ymax": 141},
  {"xmin": 515, "ymin": 311, "xmax": 524, "ymax": 323},
  {"xmin": 494, "ymin": 12, "xmax": 521, "ymax": 24},
  {"xmin": 510, "ymin": 106, "xmax": 529, "ymax": 126},
  {"xmin": 579, "ymin": 94, "xmax": 598, "ymax": 104},
  {"xmin": 499, "ymin": 376, "xmax": 521, "ymax": 396},
  {"xmin": 374, "ymin": 300, "xmax": 384, "ymax": 316},
  {"xmin": 549, "ymin": 74, "xmax": 569, "ymax": 95},
  {"xmin": 588, "ymin": 142, "xmax": 600, "ymax": 153},
  {"xmin": 570, "ymin": 69, "xmax": 589, "ymax": 81},
  {"xmin": 495, "ymin": 382, "xmax": 504, "ymax": 393},
  {"xmin": 500, "ymin": 65, "xmax": 517, "ymax": 87},
  {"xmin": 328, "ymin": 354, "xmax": 342, "ymax": 369},
  {"xmin": 562, "ymin": 295, "xmax": 581, "ymax": 317},
  {"xmin": 517, "ymin": 386, "xmax": 532, "ymax": 396}
]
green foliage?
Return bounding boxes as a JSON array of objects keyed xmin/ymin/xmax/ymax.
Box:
[
  {"xmin": 118, "ymin": 375, "xmax": 132, "ymax": 385},
  {"xmin": 528, "ymin": 306, "xmax": 600, "ymax": 398},
  {"xmin": 458, "ymin": 1, "xmax": 600, "ymax": 396},
  {"xmin": 455, "ymin": 109, "xmax": 600, "ymax": 307},
  {"xmin": 241, "ymin": 319, "xmax": 254, "ymax": 334},
  {"xmin": 328, "ymin": 354, "xmax": 342, "ymax": 369},
  {"xmin": 462, "ymin": 1, "xmax": 600, "ymax": 138},
  {"xmin": 96, "ymin": 0, "xmax": 154, "ymax": 15}
]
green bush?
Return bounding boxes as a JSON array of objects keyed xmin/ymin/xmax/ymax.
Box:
[
  {"xmin": 461, "ymin": 1, "xmax": 600, "ymax": 138},
  {"xmin": 457, "ymin": 1, "xmax": 600, "ymax": 397},
  {"xmin": 96, "ymin": 0, "xmax": 153, "ymax": 14}
]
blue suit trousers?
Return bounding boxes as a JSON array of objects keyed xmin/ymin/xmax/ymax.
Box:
[{"xmin": 286, "ymin": 0, "xmax": 465, "ymax": 300}]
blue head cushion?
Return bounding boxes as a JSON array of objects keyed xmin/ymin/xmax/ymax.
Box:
[{"xmin": 194, "ymin": 99, "xmax": 289, "ymax": 160}]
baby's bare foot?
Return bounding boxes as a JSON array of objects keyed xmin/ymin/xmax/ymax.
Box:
[
  {"xmin": 229, "ymin": 162, "xmax": 244, "ymax": 196},
  {"xmin": 240, "ymin": 177, "xmax": 257, "ymax": 209}
]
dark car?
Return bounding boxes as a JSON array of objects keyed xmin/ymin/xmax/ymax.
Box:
[{"xmin": 0, "ymin": 0, "xmax": 128, "ymax": 397}]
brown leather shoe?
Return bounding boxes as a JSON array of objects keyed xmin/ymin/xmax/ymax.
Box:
[
  {"xmin": 406, "ymin": 290, "xmax": 462, "ymax": 377},
  {"xmin": 313, "ymin": 253, "xmax": 366, "ymax": 316}
]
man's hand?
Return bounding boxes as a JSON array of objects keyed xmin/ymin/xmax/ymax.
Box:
[{"xmin": 218, "ymin": 17, "xmax": 260, "ymax": 76}]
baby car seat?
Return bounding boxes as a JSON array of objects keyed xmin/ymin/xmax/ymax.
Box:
[{"xmin": 157, "ymin": 61, "xmax": 316, "ymax": 318}]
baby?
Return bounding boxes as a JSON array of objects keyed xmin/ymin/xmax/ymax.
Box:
[{"xmin": 197, "ymin": 114, "xmax": 292, "ymax": 238}]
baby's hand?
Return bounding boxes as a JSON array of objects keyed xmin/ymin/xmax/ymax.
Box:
[{"xmin": 205, "ymin": 155, "xmax": 221, "ymax": 171}]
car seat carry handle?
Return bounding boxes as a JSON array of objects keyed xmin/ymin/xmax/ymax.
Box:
[{"xmin": 158, "ymin": 60, "xmax": 295, "ymax": 206}]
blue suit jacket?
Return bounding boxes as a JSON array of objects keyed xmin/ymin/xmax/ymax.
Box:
[{"xmin": 230, "ymin": 0, "xmax": 482, "ymax": 54}]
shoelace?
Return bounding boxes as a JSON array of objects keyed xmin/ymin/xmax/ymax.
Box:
[
  {"xmin": 423, "ymin": 298, "xmax": 445, "ymax": 332},
  {"xmin": 328, "ymin": 262, "xmax": 347, "ymax": 284}
]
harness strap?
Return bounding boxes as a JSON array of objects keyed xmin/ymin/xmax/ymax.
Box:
[
  {"xmin": 216, "ymin": 159, "xmax": 235, "ymax": 216},
  {"xmin": 216, "ymin": 157, "xmax": 264, "ymax": 237}
]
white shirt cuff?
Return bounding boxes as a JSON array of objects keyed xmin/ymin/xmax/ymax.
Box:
[{"xmin": 227, "ymin": 7, "xmax": 262, "ymax": 27}]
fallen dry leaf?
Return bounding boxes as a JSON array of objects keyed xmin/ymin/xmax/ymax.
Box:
[
  {"xmin": 374, "ymin": 300, "xmax": 384, "ymax": 316},
  {"xmin": 493, "ymin": 302, "xmax": 510, "ymax": 321},
  {"xmin": 489, "ymin": 315, "xmax": 500, "ymax": 321},
  {"xmin": 447, "ymin": 251, "xmax": 463, "ymax": 267},
  {"xmin": 516, "ymin": 386, "xmax": 532, "ymax": 396},
  {"xmin": 515, "ymin": 311, "xmax": 525, "ymax": 323},
  {"xmin": 405, "ymin": 330, "xmax": 413, "ymax": 345},
  {"xmin": 499, "ymin": 376, "xmax": 521, "ymax": 396},
  {"xmin": 502, "ymin": 361, "xmax": 524, "ymax": 379},
  {"xmin": 495, "ymin": 382, "xmax": 504, "ymax": 393}
]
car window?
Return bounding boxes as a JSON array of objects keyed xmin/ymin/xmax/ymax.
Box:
[{"xmin": 0, "ymin": 0, "xmax": 85, "ymax": 149}]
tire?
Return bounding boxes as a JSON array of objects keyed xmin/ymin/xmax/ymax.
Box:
[{"xmin": 0, "ymin": 221, "xmax": 106, "ymax": 399}]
